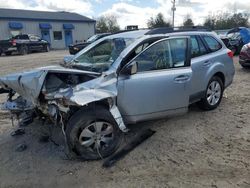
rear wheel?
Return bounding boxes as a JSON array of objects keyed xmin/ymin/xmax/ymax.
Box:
[
  {"xmin": 198, "ymin": 76, "xmax": 224, "ymax": 110},
  {"xmin": 19, "ymin": 45, "xmax": 28, "ymax": 55},
  {"xmin": 66, "ymin": 106, "xmax": 123, "ymax": 160}
]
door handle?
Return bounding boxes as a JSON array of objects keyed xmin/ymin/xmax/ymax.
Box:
[
  {"xmin": 203, "ymin": 60, "xmax": 212, "ymax": 67},
  {"xmin": 174, "ymin": 75, "xmax": 190, "ymax": 83}
]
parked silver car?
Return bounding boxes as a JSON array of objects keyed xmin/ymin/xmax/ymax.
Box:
[{"xmin": 0, "ymin": 28, "xmax": 235, "ymax": 160}]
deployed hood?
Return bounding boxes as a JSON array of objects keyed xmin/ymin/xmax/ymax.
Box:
[{"xmin": 0, "ymin": 66, "xmax": 99, "ymax": 104}]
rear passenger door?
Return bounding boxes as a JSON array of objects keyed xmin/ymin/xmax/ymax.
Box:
[
  {"xmin": 188, "ymin": 35, "xmax": 209, "ymax": 101},
  {"xmin": 117, "ymin": 37, "xmax": 192, "ymax": 122},
  {"xmin": 189, "ymin": 34, "xmax": 223, "ymax": 103}
]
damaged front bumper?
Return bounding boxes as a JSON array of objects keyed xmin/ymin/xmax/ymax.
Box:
[{"xmin": 0, "ymin": 66, "xmax": 128, "ymax": 132}]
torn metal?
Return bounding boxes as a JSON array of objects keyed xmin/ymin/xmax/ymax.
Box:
[{"xmin": 0, "ymin": 65, "xmax": 128, "ymax": 132}]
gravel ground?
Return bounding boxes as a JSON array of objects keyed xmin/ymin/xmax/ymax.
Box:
[{"xmin": 0, "ymin": 51, "xmax": 249, "ymax": 188}]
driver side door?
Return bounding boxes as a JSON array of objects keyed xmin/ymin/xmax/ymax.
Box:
[{"xmin": 117, "ymin": 37, "xmax": 193, "ymax": 123}]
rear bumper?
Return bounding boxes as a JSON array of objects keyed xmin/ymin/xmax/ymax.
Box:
[{"xmin": 2, "ymin": 47, "xmax": 18, "ymax": 53}]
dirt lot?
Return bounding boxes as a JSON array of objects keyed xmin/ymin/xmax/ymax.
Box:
[{"xmin": 0, "ymin": 51, "xmax": 249, "ymax": 188}]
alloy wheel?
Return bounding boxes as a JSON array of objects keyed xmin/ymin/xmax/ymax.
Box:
[
  {"xmin": 206, "ymin": 81, "xmax": 222, "ymax": 106},
  {"xmin": 78, "ymin": 121, "xmax": 114, "ymax": 151}
]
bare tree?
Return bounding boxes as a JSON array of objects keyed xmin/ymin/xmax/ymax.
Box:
[{"xmin": 96, "ymin": 15, "xmax": 120, "ymax": 33}]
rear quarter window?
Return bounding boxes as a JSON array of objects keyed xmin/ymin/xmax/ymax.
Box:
[{"xmin": 203, "ymin": 35, "xmax": 222, "ymax": 52}]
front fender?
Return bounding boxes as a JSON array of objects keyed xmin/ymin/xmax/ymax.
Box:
[{"xmin": 67, "ymin": 89, "xmax": 128, "ymax": 132}]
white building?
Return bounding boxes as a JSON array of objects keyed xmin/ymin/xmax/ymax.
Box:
[{"xmin": 0, "ymin": 8, "xmax": 96, "ymax": 49}]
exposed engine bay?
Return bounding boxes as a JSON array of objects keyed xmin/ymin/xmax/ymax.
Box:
[
  {"xmin": 0, "ymin": 67, "xmax": 99, "ymax": 126},
  {"xmin": 0, "ymin": 66, "xmax": 127, "ymax": 133}
]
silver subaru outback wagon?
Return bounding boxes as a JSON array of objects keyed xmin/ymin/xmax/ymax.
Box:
[{"xmin": 0, "ymin": 28, "xmax": 235, "ymax": 159}]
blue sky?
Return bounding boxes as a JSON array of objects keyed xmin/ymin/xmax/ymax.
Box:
[{"xmin": 0, "ymin": 0, "xmax": 249, "ymax": 28}]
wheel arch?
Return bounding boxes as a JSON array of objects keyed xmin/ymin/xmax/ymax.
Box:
[
  {"xmin": 213, "ymin": 72, "xmax": 225, "ymax": 86},
  {"xmin": 68, "ymin": 97, "xmax": 128, "ymax": 132}
]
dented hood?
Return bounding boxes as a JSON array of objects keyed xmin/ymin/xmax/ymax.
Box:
[{"xmin": 0, "ymin": 66, "xmax": 99, "ymax": 104}]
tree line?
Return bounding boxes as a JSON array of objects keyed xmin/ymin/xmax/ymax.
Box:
[{"xmin": 96, "ymin": 12, "xmax": 250, "ymax": 33}]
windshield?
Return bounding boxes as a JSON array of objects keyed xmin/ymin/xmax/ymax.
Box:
[
  {"xmin": 87, "ymin": 35, "xmax": 99, "ymax": 42},
  {"xmin": 73, "ymin": 38, "xmax": 134, "ymax": 73}
]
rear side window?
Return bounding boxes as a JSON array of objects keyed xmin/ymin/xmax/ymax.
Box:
[
  {"xmin": 14, "ymin": 35, "xmax": 29, "ymax": 40},
  {"xmin": 190, "ymin": 36, "xmax": 207, "ymax": 58},
  {"xmin": 203, "ymin": 36, "xmax": 222, "ymax": 52}
]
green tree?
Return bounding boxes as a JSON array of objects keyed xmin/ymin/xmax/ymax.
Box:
[
  {"xmin": 147, "ymin": 13, "xmax": 171, "ymax": 28},
  {"xmin": 203, "ymin": 16, "xmax": 216, "ymax": 30},
  {"xmin": 203, "ymin": 13, "xmax": 249, "ymax": 30},
  {"xmin": 96, "ymin": 15, "xmax": 120, "ymax": 33},
  {"xmin": 183, "ymin": 15, "xmax": 194, "ymax": 27}
]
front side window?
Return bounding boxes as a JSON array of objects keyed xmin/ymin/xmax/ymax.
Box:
[
  {"xmin": 29, "ymin": 35, "xmax": 40, "ymax": 41},
  {"xmin": 73, "ymin": 38, "xmax": 133, "ymax": 73},
  {"xmin": 134, "ymin": 38, "xmax": 187, "ymax": 72},
  {"xmin": 203, "ymin": 36, "xmax": 222, "ymax": 52}
]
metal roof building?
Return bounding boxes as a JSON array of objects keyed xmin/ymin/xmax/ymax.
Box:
[{"xmin": 0, "ymin": 8, "xmax": 96, "ymax": 49}]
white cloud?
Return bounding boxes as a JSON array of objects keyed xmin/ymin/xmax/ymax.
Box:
[
  {"xmin": 0, "ymin": 0, "xmax": 250, "ymax": 28},
  {"xmin": 0, "ymin": 0, "xmax": 93, "ymax": 14},
  {"xmin": 100, "ymin": 2, "xmax": 166, "ymax": 28}
]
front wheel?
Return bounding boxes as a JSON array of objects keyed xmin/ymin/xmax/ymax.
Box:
[
  {"xmin": 198, "ymin": 76, "xmax": 224, "ymax": 110},
  {"xmin": 44, "ymin": 45, "xmax": 50, "ymax": 52},
  {"xmin": 66, "ymin": 106, "xmax": 123, "ymax": 160}
]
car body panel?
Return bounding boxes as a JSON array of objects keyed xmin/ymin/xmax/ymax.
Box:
[
  {"xmin": 239, "ymin": 43, "xmax": 250, "ymax": 67},
  {"xmin": 0, "ymin": 29, "xmax": 235, "ymax": 132}
]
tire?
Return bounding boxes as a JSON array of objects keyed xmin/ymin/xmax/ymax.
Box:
[
  {"xmin": 0, "ymin": 49, "xmax": 2, "ymax": 56},
  {"xmin": 66, "ymin": 105, "xmax": 123, "ymax": 160},
  {"xmin": 5, "ymin": 51, "xmax": 12, "ymax": 56},
  {"xmin": 19, "ymin": 45, "xmax": 28, "ymax": 55},
  {"xmin": 241, "ymin": 64, "xmax": 250, "ymax": 69},
  {"xmin": 44, "ymin": 45, "xmax": 50, "ymax": 52},
  {"xmin": 198, "ymin": 76, "xmax": 224, "ymax": 111}
]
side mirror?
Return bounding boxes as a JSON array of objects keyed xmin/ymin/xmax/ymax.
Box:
[
  {"xmin": 121, "ymin": 61, "xmax": 138, "ymax": 75},
  {"xmin": 63, "ymin": 55, "xmax": 74, "ymax": 64}
]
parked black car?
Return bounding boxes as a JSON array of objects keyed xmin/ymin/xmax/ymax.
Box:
[
  {"xmin": 221, "ymin": 27, "xmax": 250, "ymax": 55},
  {"xmin": 0, "ymin": 34, "xmax": 50, "ymax": 56},
  {"xmin": 68, "ymin": 33, "xmax": 111, "ymax": 55}
]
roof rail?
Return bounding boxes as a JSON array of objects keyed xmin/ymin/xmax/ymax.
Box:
[
  {"xmin": 145, "ymin": 26, "xmax": 211, "ymax": 35},
  {"xmin": 112, "ymin": 29, "xmax": 140, "ymax": 34}
]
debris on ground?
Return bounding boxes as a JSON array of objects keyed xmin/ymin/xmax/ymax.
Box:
[
  {"xmin": 15, "ymin": 143, "xmax": 27, "ymax": 152},
  {"xmin": 19, "ymin": 114, "xmax": 34, "ymax": 127},
  {"xmin": 103, "ymin": 129, "xmax": 156, "ymax": 168},
  {"xmin": 10, "ymin": 128, "xmax": 25, "ymax": 137}
]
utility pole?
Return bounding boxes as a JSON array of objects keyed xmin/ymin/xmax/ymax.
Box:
[{"xmin": 171, "ymin": 0, "xmax": 176, "ymax": 27}]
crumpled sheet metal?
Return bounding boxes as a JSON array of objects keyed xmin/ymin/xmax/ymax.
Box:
[
  {"xmin": 58, "ymin": 73, "xmax": 128, "ymax": 132},
  {"xmin": 0, "ymin": 66, "xmax": 99, "ymax": 104},
  {"xmin": 0, "ymin": 66, "xmax": 128, "ymax": 132}
]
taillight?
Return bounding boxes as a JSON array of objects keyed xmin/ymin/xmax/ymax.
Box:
[
  {"xmin": 12, "ymin": 39, "xmax": 16, "ymax": 46},
  {"xmin": 227, "ymin": 50, "xmax": 234, "ymax": 58}
]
